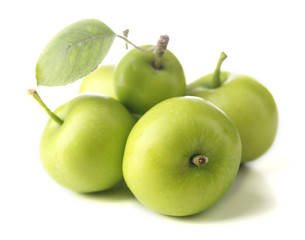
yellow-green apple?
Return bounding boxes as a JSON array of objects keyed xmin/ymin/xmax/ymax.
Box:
[
  {"xmin": 187, "ymin": 52, "xmax": 278, "ymax": 162},
  {"xmin": 114, "ymin": 38, "xmax": 186, "ymax": 114},
  {"xmin": 123, "ymin": 96, "xmax": 241, "ymax": 216},
  {"xmin": 29, "ymin": 90, "xmax": 135, "ymax": 192},
  {"xmin": 79, "ymin": 65, "xmax": 117, "ymax": 99}
]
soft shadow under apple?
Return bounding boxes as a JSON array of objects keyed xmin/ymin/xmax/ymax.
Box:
[
  {"xmin": 173, "ymin": 164, "xmax": 276, "ymax": 222},
  {"xmin": 75, "ymin": 180, "xmax": 135, "ymax": 203}
]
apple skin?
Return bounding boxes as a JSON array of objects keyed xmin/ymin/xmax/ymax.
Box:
[
  {"xmin": 40, "ymin": 94, "xmax": 135, "ymax": 193},
  {"xmin": 114, "ymin": 46, "xmax": 186, "ymax": 114},
  {"xmin": 187, "ymin": 73, "xmax": 278, "ymax": 163},
  {"xmin": 123, "ymin": 96, "xmax": 241, "ymax": 216},
  {"xmin": 79, "ymin": 65, "xmax": 117, "ymax": 99},
  {"xmin": 79, "ymin": 65, "xmax": 141, "ymax": 122}
]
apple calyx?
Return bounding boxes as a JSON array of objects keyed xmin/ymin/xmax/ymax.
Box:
[
  {"xmin": 212, "ymin": 52, "xmax": 227, "ymax": 88},
  {"xmin": 28, "ymin": 89, "xmax": 63, "ymax": 125},
  {"xmin": 153, "ymin": 35, "xmax": 169, "ymax": 69},
  {"xmin": 191, "ymin": 155, "xmax": 208, "ymax": 167}
]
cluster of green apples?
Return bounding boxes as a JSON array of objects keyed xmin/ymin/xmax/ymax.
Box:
[{"xmin": 32, "ymin": 38, "xmax": 278, "ymax": 217}]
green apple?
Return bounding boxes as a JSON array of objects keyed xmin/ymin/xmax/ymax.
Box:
[
  {"xmin": 79, "ymin": 65, "xmax": 142, "ymax": 122},
  {"xmin": 29, "ymin": 90, "xmax": 135, "ymax": 193},
  {"xmin": 79, "ymin": 65, "xmax": 117, "ymax": 99},
  {"xmin": 123, "ymin": 96, "xmax": 241, "ymax": 216},
  {"xmin": 187, "ymin": 52, "xmax": 278, "ymax": 163},
  {"xmin": 114, "ymin": 41, "xmax": 186, "ymax": 114}
]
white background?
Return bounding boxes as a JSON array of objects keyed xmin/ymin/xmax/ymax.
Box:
[{"xmin": 1, "ymin": 0, "xmax": 304, "ymax": 239}]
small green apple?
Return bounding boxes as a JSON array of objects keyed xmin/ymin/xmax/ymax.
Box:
[
  {"xmin": 79, "ymin": 65, "xmax": 117, "ymax": 99},
  {"xmin": 29, "ymin": 90, "xmax": 135, "ymax": 193},
  {"xmin": 187, "ymin": 52, "xmax": 278, "ymax": 163},
  {"xmin": 114, "ymin": 36, "xmax": 186, "ymax": 114},
  {"xmin": 123, "ymin": 96, "xmax": 241, "ymax": 216}
]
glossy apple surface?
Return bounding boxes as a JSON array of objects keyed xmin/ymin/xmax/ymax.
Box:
[
  {"xmin": 123, "ymin": 96, "xmax": 241, "ymax": 216},
  {"xmin": 114, "ymin": 46, "xmax": 186, "ymax": 114},
  {"xmin": 40, "ymin": 94, "xmax": 135, "ymax": 192},
  {"xmin": 79, "ymin": 65, "xmax": 117, "ymax": 99},
  {"xmin": 187, "ymin": 54, "xmax": 278, "ymax": 163}
]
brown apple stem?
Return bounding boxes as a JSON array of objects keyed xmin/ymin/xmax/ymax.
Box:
[
  {"xmin": 153, "ymin": 35, "xmax": 169, "ymax": 69},
  {"xmin": 115, "ymin": 34, "xmax": 153, "ymax": 53},
  {"xmin": 191, "ymin": 155, "xmax": 208, "ymax": 167},
  {"xmin": 122, "ymin": 29, "xmax": 130, "ymax": 50},
  {"xmin": 212, "ymin": 52, "xmax": 227, "ymax": 87},
  {"xmin": 28, "ymin": 89, "xmax": 63, "ymax": 125}
]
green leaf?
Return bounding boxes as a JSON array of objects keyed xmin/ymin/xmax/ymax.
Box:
[{"xmin": 36, "ymin": 19, "xmax": 115, "ymax": 86}]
